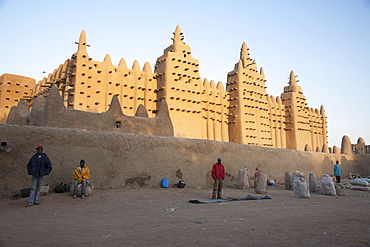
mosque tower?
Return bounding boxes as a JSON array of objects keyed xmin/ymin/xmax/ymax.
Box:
[
  {"xmin": 154, "ymin": 25, "xmax": 203, "ymax": 138},
  {"xmin": 280, "ymin": 70, "xmax": 311, "ymax": 150},
  {"xmin": 227, "ymin": 42, "xmax": 272, "ymax": 147}
]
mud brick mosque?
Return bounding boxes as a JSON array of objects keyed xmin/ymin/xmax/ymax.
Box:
[{"xmin": 0, "ymin": 26, "xmax": 333, "ymax": 151}]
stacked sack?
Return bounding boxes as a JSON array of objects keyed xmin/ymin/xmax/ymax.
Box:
[{"xmin": 350, "ymin": 178, "xmax": 370, "ymax": 191}]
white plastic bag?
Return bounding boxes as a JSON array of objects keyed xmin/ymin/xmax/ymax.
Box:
[
  {"xmin": 321, "ymin": 174, "xmax": 336, "ymax": 196},
  {"xmin": 293, "ymin": 171, "xmax": 310, "ymax": 198},
  {"xmin": 234, "ymin": 168, "xmax": 250, "ymax": 189}
]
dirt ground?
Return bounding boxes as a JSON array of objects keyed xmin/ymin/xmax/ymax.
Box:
[{"xmin": 1, "ymin": 181, "xmax": 369, "ymax": 247}]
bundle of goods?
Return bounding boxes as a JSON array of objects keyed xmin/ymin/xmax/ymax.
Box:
[
  {"xmin": 309, "ymin": 173, "xmax": 318, "ymax": 193},
  {"xmin": 40, "ymin": 184, "xmax": 50, "ymax": 196},
  {"xmin": 285, "ymin": 172, "xmax": 292, "ymax": 190},
  {"xmin": 350, "ymin": 178, "xmax": 370, "ymax": 191},
  {"xmin": 292, "ymin": 171, "xmax": 310, "ymax": 198},
  {"xmin": 335, "ymin": 183, "xmax": 346, "ymax": 196},
  {"xmin": 255, "ymin": 173, "xmax": 267, "ymax": 194},
  {"xmin": 234, "ymin": 168, "xmax": 250, "ymax": 189},
  {"xmin": 321, "ymin": 174, "xmax": 336, "ymax": 196}
]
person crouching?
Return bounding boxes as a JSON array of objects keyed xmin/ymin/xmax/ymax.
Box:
[{"xmin": 72, "ymin": 160, "xmax": 90, "ymax": 199}]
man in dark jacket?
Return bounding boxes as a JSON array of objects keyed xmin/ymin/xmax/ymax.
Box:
[
  {"xmin": 212, "ymin": 157, "xmax": 225, "ymax": 199},
  {"xmin": 26, "ymin": 146, "xmax": 52, "ymax": 207}
]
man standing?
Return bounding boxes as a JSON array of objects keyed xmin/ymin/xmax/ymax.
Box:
[
  {"xmin": 26, "ymin": 146, "xmax": 52, "ymax": 207},
  {"xmin": 212, "ymin": 157, "xmax": 225, "ymax": 199},
  {"xmin": 333, "ymin": 160, "xmax": 341, "ymax": 183},
  {"xmin": 72, "ymin": 160, "xmax": 90, "ymax": 199}
]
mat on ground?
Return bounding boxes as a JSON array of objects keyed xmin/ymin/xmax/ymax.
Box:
[{"xmin": 189, "ymin": 195, "xmax": 271, "ymax": 203}]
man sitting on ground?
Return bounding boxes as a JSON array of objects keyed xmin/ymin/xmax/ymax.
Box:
[{"xmin": 72, "ymin": 160, "xmax": 90, "ymax": 199}]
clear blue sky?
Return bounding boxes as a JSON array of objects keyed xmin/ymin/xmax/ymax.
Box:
[{"xmin": 0, "ymin": 0, "xmax": 369, "ymax": 147}]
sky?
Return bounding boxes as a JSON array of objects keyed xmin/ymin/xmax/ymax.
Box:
[{"xmin": 0, "ymin": 0, "xmax": 369, "ymax": 147}]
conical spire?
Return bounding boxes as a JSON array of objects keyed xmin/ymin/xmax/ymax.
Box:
[
  {"xmin": 103, "ymin": 54, "xmax": 112, "ymax": 65},
  {"xmin": 251, "ymin": 59, "xmax": 257, "ymax": 70},
  {"xmin": 106, "ymin": 95, "xmax": 124, "ymax": 116},
  {"xmin": 45, "ymin": 85, "xmax": 65, "ymax": 110},
  {"xmin": 289, "ymin": 70, "xmax": 297, "ymax": 86},
  {"xmin": 143, "ymin": 62, "xmax": 152, "ymax": 74},
  {"xmin": 210, "ymin": 80, "xmax": 216, "ymax": 89},
  {"xmin": 270, "ymin": 95, "xmax": 276, "ymax": 104},
  {"xmin": 240, "ymin": 42, "xmax": 250, "ymax": 65},
  {"xmin": 172, "ymin": 25, "xmax": 185, "ymax": 44},
  {"xmin": 320, "ymin": 105, "xmax": 325, "ymax": 115},
  {"xmin": 216, "ymin": 81, "xmax": 225, "ymax": 92},
  {"xmin": 135, "ymin": 104, "xmax": 149, "ymax": 117},
  {"xmin": 132, "ymin": 60, "xmax": 140, "ymax": 72},
  {"xmin": 118, "ymin": 58, "xmax": 127, "ymax": 68},
  {"xmin": 77, "ymin": 30, "xmax": 87, "ymax": 53},
  {"xmin": 203, "ymin": 78, "xmax": 210, "ymax": 89}
]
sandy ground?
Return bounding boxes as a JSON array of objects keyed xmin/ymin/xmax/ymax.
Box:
[{"xmin": 0, "ymin": 182, "xmax": 369, "ymax": 247}]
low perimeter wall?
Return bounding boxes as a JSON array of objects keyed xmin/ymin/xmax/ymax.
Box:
[{"xmin": 0, "ymin": 124, "xmax": 369, "ymax": 198}]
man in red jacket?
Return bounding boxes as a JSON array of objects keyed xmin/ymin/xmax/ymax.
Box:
[{"xmin": 212, "ymin": 157, "xmax": 225, "ymax": 199}]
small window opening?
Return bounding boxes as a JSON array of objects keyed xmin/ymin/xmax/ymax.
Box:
[{"xmin": 115, "ymin": 121, "xmax": 121, "ymax": 128}]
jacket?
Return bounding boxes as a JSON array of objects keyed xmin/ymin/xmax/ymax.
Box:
[
  {"xmin": 212, "ymin": 163, "xmax": 225, "ymax": 179},
  {"xmin": 333, "ymin": 164, "xmax": 341, "ymax": 176},
  {"xmin": 73, "ymin": 166, "xmax": 91, "ymax": 183},
  {"xmin": 26, "ymin": 153, "xmax": 52, "ymax": 178}
]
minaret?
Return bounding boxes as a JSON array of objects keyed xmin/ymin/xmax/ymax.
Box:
[
  {"xmin": 77, "ymin": 30, "xmax": 87, "ymax": 54},
  {"xmin": 70, "ymin": 30, "xmax": 91, "ymax": 111},
  {"xmin": 154, "ymin": 25, "xmax": 203, "ymax": 139},
  {"xmin": 281, "ymin": 70, "xmax": 310, "ymax": 150},
  {"xmin": 227, "ymin": 42, "xmax": 271, "ymax": 147},
  {"xmin": 320, "ymin": 105, "xmax": 328, "ymax": 147}
]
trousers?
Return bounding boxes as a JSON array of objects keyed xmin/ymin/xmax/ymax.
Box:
[
  {"xmin": 73, "ymin": 180, "xmax": 88, "ymax": 196},
  {"xmin": 212, "ymin": 179, "xmax": 223, "ymax": 199},
  {"xmin": 27, "ymin": 176, "xmax": 45, "ymax": 205}
]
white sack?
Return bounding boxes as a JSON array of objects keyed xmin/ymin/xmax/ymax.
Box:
[{"xmin": 321, "ymin": 174, "xmax": 336, "ymax": 196}]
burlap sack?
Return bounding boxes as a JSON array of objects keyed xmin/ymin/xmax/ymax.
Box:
[
  {"xmin": 255, "ymin": 173, "xmax": 267, "ymax": 194},
  {"xmin": 234, "ymin": 168, "xmax": 250, "ymax": 189},
  {"xmin": 309, "ymin": 173, "xmax": 318, "ymax": 193}
]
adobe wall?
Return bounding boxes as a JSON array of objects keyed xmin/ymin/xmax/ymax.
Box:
[
  {"xmin": 6, "ymin": 86, "xmax": 174, "ymax": 137},
  {"xmin": 1, "ymin": 124, "xmax": 369, "ymax": 198},
  {"xmin": 0, "ymin": 74, "xmax": 35, "ymax": 123}
]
